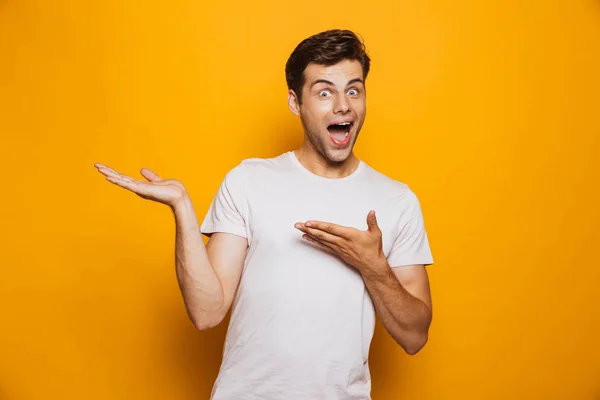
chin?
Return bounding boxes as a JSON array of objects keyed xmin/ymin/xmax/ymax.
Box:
[
  {"xmin": 323, "ymin": 147, "xmax": 353, "ymax": 164},
  {"xmin": 306, "ymin": 129, "xmax": 356, "ymax": 164}
]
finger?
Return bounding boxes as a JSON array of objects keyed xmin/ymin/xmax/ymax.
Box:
[
  {"xmin": 94, "ymin": 163, "xmax": 121, "ymax": 175},
  {"xmin": 302, "ymin": 234, "xmax": 337, "ymax": 251},
  {"xmin": 105, "ymin": 175, "xmax": 149, "ymax": 195},
  {"xmin": 140, "ymin": 168, "xmax": 161, "ymax": 182},
  {"xmin": 367, "ymin": 210, "xmax": 380, "ymax": 233},
  {"xmin": 302, "ymin": 220, "xmax": 352, "ymax": 239},
  {"xmin": 299, "ymin": 225, "xmax": 342, "ymax": 245},
  {"xmin": 294, "ymin": 222, "xmax": 339, "ymax": 242},
  {"xmin": 96, "ymin": 166, "xmax": 134, "ymax": 182}
]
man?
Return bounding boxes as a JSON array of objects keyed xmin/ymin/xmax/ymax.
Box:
[{"xmin": 95, "ymin": 29, "xmax": 434, "ymax": 400}]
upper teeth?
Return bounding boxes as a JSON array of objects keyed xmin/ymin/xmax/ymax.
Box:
[{"xmin": 338, "ymin": 122, "xmax": 351, "ymax": 125}]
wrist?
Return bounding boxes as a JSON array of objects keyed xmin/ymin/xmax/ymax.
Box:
[
  {"xmin": 171, "ymin": 194, "xmax": 193, "ymax": 215},
  {"xmin": 361, "ymin": 254, "xmax": 390, "ymax": 280}
]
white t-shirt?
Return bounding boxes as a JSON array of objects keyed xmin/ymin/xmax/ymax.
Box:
[{"xmin": 200, "ymin": 150, "xmax": 434, "ymax": 400}]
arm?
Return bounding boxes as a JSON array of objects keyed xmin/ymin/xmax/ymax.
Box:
[
  {"xmin": 294, "ymin": 209, "xmax": 433, "ymax": 355},
  {"xmin": 94, "ymin": 163, "xmax": 247, "ymax": 331},
  {"xmin": 361, "ymin": 262, "xmax": 432, "ymax": 355},
  {"xmin": 173, "ymin": 196, "xmax": 247, "ymax": 330}
]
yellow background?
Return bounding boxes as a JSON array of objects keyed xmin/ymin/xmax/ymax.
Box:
[{"xmin": 1, "ymin": 0, "xmax": 599, "ymax": 399}]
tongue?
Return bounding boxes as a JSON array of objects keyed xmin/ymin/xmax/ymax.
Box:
[
  {"xmin": 330, "ymin": 132, "xmax": 347, "ymax": 141},
  {"xmin": 328, "ymin": 125, "xmax": 348, "ymax": 142}
]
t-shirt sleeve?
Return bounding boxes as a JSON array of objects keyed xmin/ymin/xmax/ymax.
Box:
[
  {"xmin": 200, "ymin": 163, "xmax": 248, "ymax": 239},
  {"xmin": 387, "ymin": 189, "xmax": 434, "ymax": 267}
]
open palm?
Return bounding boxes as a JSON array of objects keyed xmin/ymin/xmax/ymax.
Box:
[{"xmin": 94, "ymin": 163, "xmax": 187, "ymax": 208}]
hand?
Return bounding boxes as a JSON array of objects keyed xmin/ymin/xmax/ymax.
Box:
[
  {"xmin": 294, "ymin": 210, "xmax": 387, "ymax": 274},
  {"xmin": 94, "ymin": 163, "xmax": 188, "ymax": 208}
]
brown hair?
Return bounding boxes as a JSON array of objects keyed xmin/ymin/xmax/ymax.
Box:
[{"xmin": 285, "ymin": 29, "xmax": 371, "ymax": 103}]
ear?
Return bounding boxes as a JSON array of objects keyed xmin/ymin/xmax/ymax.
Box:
[{"xmin": 288, "ymin": 90, "xmax": 301, "ymax": 116}]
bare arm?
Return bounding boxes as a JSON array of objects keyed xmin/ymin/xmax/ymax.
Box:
[
  {"xmin": 95, "ymin": 163, "xmax": 247, "ymax": 330},
  {"xmin": 173, "ymin": 196, "xmax": 247, "ymax": 329},
  {"xmin": 294, "ymin": 211, "xmax": 432, "ymax": 355},
  {"xmin": 361, "ymin": 263, "xmax": 432, "ymax": 355}
]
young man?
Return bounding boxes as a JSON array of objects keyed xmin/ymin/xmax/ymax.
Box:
[{"xmin": 95, "ymin": 29, "xmax": 434, "ymax": 400}]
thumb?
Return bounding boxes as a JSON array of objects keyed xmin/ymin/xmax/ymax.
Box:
[
  {"xmin": 367, "ymin": 210, "xmax": 379, "ymax": 232},
  {"xmin": 140, "ymin": 168, "xmax": 162, "ymax": 182}
]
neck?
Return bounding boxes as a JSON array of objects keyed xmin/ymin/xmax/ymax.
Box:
[{"xmin": 293, "ymin": 144, "xmax": 360, "ymax": 179}]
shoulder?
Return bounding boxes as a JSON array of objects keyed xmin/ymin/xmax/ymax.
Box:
[
  {"xmin": 234, "ymin": 152, "xmax": 292, "ymax": 177},
  {"xmin": 240, "ymin": 152, "xmax": 290, "ymax": 169},
  {"xmin": 361, "ymin": 162, "xmax": 415, "ymax": 201},
  {"xmin": 361, "ymin": 165, "xmax": 427, "ymax": 224},
  {"xmin": 224, "ymin": 152, "xmax": 291, "ymax": 184}
]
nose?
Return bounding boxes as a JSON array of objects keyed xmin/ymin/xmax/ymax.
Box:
[{"xmin": 333, "ymin": 94, "xmax": 350, "ymax": 114}]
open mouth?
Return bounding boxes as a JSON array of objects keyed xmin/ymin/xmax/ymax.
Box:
[{"xmin": 327, "ymin": 122, "xmax": 353, "ymax": 146}]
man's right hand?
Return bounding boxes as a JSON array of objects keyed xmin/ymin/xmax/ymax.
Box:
[
  {"xmin": 94, "ymin": 163, "xmax": 188, "ymax": 209},
  {"xmin": 95, "ymin": 161, "xmax": 248, "ymax": 330}
]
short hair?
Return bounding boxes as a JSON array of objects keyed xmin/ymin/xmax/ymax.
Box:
[{"xmin": 285, "ymin": 29, "xmax": 371, "ymax": 103}]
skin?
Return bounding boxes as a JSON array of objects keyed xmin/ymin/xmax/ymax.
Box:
[
  {"xmin": 94, "ymin": 58, "xmax": 433, "ymax": 355},
  {"xmin": 288, "ymin": 59, "xmax": 365, "ymax": 177},
  {"xmin": 289, "ymin": 59, "xmax": 433, "ymax": 355},
  {"xmin": 92, "ymin": 166, "xmax": 247, "ymax": 330}
]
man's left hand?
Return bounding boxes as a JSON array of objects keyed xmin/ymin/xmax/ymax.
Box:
[{"xmin": 294, "ymin": 210, "xmax": 387, "ymax": 275}]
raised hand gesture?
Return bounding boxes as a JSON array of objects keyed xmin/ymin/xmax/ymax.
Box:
[{"xmin": 94, "ymin": 163, "xmax": 188, "ymax": 209}]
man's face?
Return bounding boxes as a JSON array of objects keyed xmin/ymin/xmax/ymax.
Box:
[{"xmin": 289, "ymin": 59, "xmax": 366, "ymax": 163}]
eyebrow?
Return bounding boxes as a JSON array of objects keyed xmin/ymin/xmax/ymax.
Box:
[{"xmin": 310, "ymin": 78, "xmax": 365, "ymax": 88}]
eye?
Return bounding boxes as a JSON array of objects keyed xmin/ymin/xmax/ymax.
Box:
[
  {"xmin": 347, "ymin": 88, "xmax": 359, "ymax": 96},
  {"xmin": 318, "ymin": 90, "xmax": 331, "ymax": 98}
]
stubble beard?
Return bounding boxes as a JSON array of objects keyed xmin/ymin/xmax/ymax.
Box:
[{"xmin": 301, "ymin": 118, "xmax": 359, "ymax": 165}]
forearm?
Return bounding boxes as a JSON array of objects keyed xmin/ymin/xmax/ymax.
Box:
[
  {"xmin": 172, "ymin": 196, "xmax": 224, "ymax": 329},
  {"xmin": 362, "ymin": 261, "xmax": 432, "ymax": 355}
]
